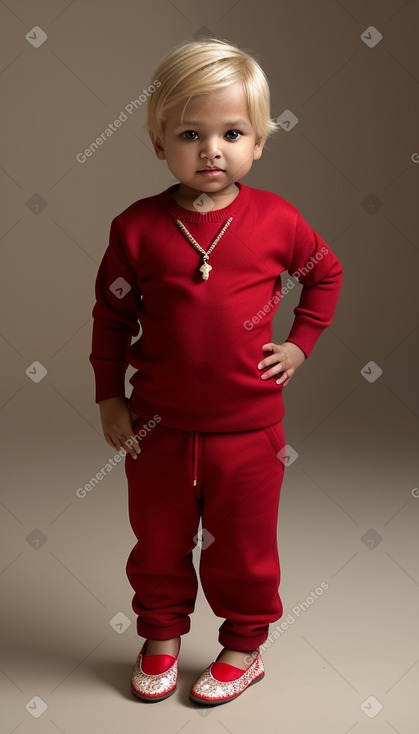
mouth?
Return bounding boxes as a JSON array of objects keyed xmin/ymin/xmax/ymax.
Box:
[{"xmin": 197, "ymin": 168, "xmax": 225, "ymax": 176}]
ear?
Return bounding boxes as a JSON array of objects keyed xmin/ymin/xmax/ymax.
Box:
[
  {"xmin": 149, "ymin": 131, "xmax": 166, "ymax": 160},
  {"xmin": 253, "ymin": 142, "xmax": 263, "ymax": 161}
]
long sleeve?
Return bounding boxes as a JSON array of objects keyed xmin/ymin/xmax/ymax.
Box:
[
  {"xmin": 285, "ymin": 212, "xmax": 343, "ymax": 357},
  {"xmin": 88, "ymin": 183, "xmax": 343, "ymax": 431},
  {"xmin": 89, "ymin": 218, "xmax": 141, "ymax": 403}
]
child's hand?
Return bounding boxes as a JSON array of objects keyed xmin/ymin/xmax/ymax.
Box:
[
  {"xmin": 258, "ymin": 341, "xmax": 306, "ymax": 387},
  {"xmin": 98, "ymin": 397, "xmax": 141, "ymax": 459}
]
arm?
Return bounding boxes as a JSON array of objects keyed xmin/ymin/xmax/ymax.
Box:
[
  {"xmin": 258, "ymin": 212, "xmax": 343, "ymax": 385},
  {"xmin": 89, "ymin": 217, "xmax": 142, "ymax": 458}
]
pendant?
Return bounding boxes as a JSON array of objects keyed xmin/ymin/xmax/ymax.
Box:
[{"xmin": 199, "ymin": 260, "xmax": 212, "ymax": 280}]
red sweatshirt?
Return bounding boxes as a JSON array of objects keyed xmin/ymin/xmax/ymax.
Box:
[{"xmin": 90, "ymin": 182, "xmax": 343, "ymax": 431}]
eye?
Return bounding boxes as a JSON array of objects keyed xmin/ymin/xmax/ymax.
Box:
[
  {"xmin": 182, "ymin": 130, "xmax": 199, "ymax": 140},
  {"xmin": 225, "ymin": 130, "xmax": 242, "ymax": 141}
]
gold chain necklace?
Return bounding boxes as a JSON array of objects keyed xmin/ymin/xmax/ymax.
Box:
[{"xmin": 175, "ymin": 217, "xmax": 233, "ymax": 280}]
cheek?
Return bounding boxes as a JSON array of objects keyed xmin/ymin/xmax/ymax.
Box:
[
  {"xmin": 232, "ymin": 151, "xmax": 254, "ymax": 172},
  {"xmin": 230, "ymin": 141, "xmax": 255, "ymax": 159},
  {"xmin": 169, "ymin": 147, "xmax": 193, "ymax": 166}
]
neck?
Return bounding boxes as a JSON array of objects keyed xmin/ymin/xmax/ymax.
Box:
[{"xmin": 172, "ymin": 183, "xmax": 240, "ymax": 211}]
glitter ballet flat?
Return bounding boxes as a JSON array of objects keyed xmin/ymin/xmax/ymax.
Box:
[
  {"xmin": 189, "ymin": 651, "xmax": 265, "ymax": 705},
  {"xmin": 131, "ymin": 639, "xmax": 180, "ymax": 702}
]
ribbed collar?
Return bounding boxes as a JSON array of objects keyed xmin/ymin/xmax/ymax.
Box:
[{"xmin": 161, "ymin": 181, "xmax": 251, "ymax": 223}]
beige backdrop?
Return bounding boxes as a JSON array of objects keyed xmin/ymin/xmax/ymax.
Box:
[{"xmin": 1, "ymin": 1, "xmax": 418, "ymax": 732}]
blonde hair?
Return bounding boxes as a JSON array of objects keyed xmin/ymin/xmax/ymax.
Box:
[{"xmin": 147, "ymin": 38, "xmax": 279, "ymax": 148}]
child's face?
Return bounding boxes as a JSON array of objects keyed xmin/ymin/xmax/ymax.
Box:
[{"xmin": 152, "ymin": 82, "xmax": 263, "ymax": 200}]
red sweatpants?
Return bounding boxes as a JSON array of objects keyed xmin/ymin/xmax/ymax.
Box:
[{"xmin": 124, "ymin": 415, "xmax": 286, "ymax": 651}]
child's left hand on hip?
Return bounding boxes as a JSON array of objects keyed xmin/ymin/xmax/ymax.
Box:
[{"xmin": 258, "ymin": 341, "xmax": 306, "ymax": 387}]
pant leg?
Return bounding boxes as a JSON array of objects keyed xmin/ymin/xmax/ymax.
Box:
[
  {"xmin": 197, "ymin": 420, "xmax": 286, "ymax": 651},
  {"xmin": 124, "ymin": 417, "xmax": 201, "ymax": 640}
]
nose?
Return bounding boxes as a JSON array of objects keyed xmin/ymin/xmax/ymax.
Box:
[{"xmin": 199, "ymin": 135, "xmax": 222, "ymax": 161}]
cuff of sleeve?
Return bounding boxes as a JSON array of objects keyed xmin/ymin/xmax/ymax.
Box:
[
  {"xmin": 285, "ymin": 323, "xmax": 325, "ymax": 358},
  {"xmin": 90, "ymin": 357, "xmax": 127, "ymax": 403},
  {"xmin": 95, "ymin": 388, "xmax": 126, "ymax": 404}
]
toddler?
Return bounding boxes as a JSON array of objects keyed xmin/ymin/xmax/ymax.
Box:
[{"xmin": 90, "ymin": 37, "xmax": 343, "ymax": 705}]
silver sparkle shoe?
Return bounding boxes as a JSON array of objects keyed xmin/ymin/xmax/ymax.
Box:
[
  {"xmin": 189, "ymin": 651, "xmax": 265, "ymax": 705},
  {"xmin": 131, "ymin": 640, "xmax": 180, "ymax": 702}
]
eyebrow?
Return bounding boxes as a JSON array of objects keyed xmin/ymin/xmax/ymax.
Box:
[{"xmin": 175, "ymin": 118, "xmax": 251, "ymax": 128}]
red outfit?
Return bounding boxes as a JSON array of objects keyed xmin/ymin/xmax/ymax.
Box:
[
  {"xmin": 124, "ymin": 416, "xmax": 286, "ymax": 649},
  {"xmin": 90, "ymin": 182, "xmax": 343, "ymax": 432},
  {"xmin": 90, "ymin": 182, "xmax": 343, "ymax": 648}
]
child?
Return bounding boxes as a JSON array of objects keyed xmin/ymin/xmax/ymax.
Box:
[{"xmin": 89, "ymin": 38, "xmax": 343, "ymax": 705}]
